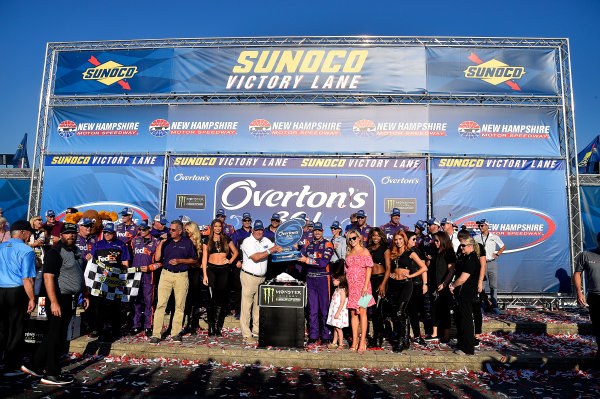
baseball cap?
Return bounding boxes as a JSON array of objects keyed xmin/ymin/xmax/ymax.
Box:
[
  {"xmin": 103, "ymin": 222, "xmax": 115, "ymax": 233},
  {"xmin": 478, "ymin": 219, "xmax": 490, "ymax": 226},
  {"xmin": 356, "ymin": 210, "xmax": 367, "ymax": 218},
  {"xmin": 139, "ymin": 220, "xmax": 151, "ymax": 230},
  {"xmin": 216, "ymin": 208, "xmax": 226, "ymax": 217},
  {"xmin": 178, "ymin": 215, "xmax": 191, "ymax": 223},
  {"xmin": 153, "ymin": 214, "xmax": 167, "ymax": 224},
  {"xmin": 415, "ymin": 220, "xmax": 427, "ymax": 230},
  {"xmin": 78, "ymin": 217, "xmax": 94, "ymax": 227},
  {"xmin": 45, "ymin": 210, "xmax": 56, "ymax": 218},
  {"xmin": 242, "ymin": 212, "xmax": 252, "ymax": 221},
  {"xmin": 427, "ymin": 218, "xmax": 441, "ymax": 227},
  {"xmin": 330, "ymin": 221, "xmax": 341, "ymax": 229},
  {"xmin": 313, "ymin": 222, "xmax": 324, "ymax": 231},
  {"xmin": 61, "ymin": 223, "xmax": 78, "ymax": 234},
  {"xmin": 121, "ymin": 207, "xmax": 134, "ymax": 216},
  {"xmin": 270, "ymin": 213, "xmax": 281, "ymax": 221},
  {"xmin": 307, "ymin": 221, "xmax": 314, "ymax": 228},
  {"xmin": 10, "ymin": 220, "xmax": 33, "ymax": 233},
  {"xmin": 253, "ymin": 220, "xmax": 264, "ymax": 230},
  {"xmin": 297, "ymin": 213, "xmax": 307, "ymax": 221},
  {"xmin": 441, "ymin": 218, "xmax": 453, "ymax": 225},
  {"xmin": 391, "ymin": 208, "xmax": 401, "ymax": 216}
]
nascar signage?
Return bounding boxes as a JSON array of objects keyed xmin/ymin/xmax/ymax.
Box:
[
  {"xmin": 53, "ymin": 47, "xmax": 557, "ymax": 96},
  {"xmin": 49, "ymin": 104, "xmax": 560, "ymax": 156},
  {"xmin": 432, "ymin": 158, "xmax": 569, "ymax": 293}
]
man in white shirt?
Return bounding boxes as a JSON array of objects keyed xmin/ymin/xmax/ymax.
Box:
[
  {"xmin": 441, "ymin": 218, "xmax": 460, "ymax": 252},
  {"xmin": 239, "ymin": 220, "xmax": 282, "ymax": 344},
  {"xmin": 474, "ymin": 219, "xmax": 505, "ymax": 314}
]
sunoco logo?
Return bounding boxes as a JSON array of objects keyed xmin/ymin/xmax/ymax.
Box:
[
  {"xmin": 149, "ymin": 119, "xmax": 170, "ymax": 137},
  {"xmin": 455, "ymin": 207, "xmax": 556, "ymax": 253},
  {"xmin": 82, "ymin": 56, "xmax": 137, "ymax": 90},
  {"xmin": 58, "ymin": 120, "xmax": 77, "ymax": 138},
  {"xmin": 263, "ymin": 287, "xmax": 275, "ymax": 304},
  {"xmin": 353, "ymin": 120, "xmax": 376, "ymax": 137},
  {"xmin": 464, "ymin": 52, "xmax": 525, "ymax": 91},
  {"xmin": 249, "ymin": 119, "xmax": 271, "ymax": 137}
]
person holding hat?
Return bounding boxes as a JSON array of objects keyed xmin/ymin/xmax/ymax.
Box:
[
  {"xmin": 42, "ymin": 210, "xmax": 64, "ymax": 246},
  {"xmin": 88, "ymin": 222, "xmax": 131, "ymax": 341},
  {"xmin": 116, "ymin": 207, "xmax": 138, "ymax": 246},
  {"xmin": 75, "ymin": 217, "xmax": 97, "ymax": 263},
  {"xmin": 355, "ymin": 210, "xmax": 371, "ymax": 245},
  {"xmin": 0, "ymin": 220, "xmax": 36, "ymax": 377},
  {"xmin": 230, "ymin": 212, "xmax": 253, "ymax": 319},
  {"xmin": 329, "ymin": 221, "xmax": 346, "ymax": 275},
  {"xmin": 298, "ymin": 222, "xmax": 335, "ymax": 344},
  {"xmin": 130, "ymin": 220, "xmax": 160, "ymax": 336},
  {"xmin": 239, "ymin": 220, "xmax": 282, "ymax": 344},
  {"xmin": 474, "ymin": 219, "xmax": 505, "ymax": 314},
  {"xmin": 150, "ymin": 214, "xmax": 169, "ymax": 240},
  {"xmin": 22, "ymin": 223, "xmax": 88, "ymax": 385},
  {"xmin": 380, "ymin": 208, "xmax": 409, "ymax": 246},
  {"xmin": 263, "ymin": 213, "xmax": 281, "ymax": 242}
]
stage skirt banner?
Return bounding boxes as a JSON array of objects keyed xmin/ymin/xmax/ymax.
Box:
[
  {"xmin": 40, "ymin": 155, "xmax": 164, "ymax": 224},
  {"xmin": 53, "ymin": 46, "xmax": 557, "ymax": 96},
  {"xmin": 165, "ymin": 155, "xmax": 427, "ymax": 232},
  {"xmin": 84, "ymin": 260, "xmax": 141, "ymax": 302},
  {"xmin": 48, "ymin": 104, "xmax": 560, "ymax": 156},
  {"xmin": 432, "ymin": 157, "xmax": 570, "ymax": 293}
]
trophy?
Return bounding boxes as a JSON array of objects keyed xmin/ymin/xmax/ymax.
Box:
[{"xmin": 271, "ymin": 219, "xmax": 304, "ymax": 262}]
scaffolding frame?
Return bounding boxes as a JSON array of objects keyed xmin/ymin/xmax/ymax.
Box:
[{"xmin": 29, "ymin": 36, "xmax": 581, "ymax": 305}]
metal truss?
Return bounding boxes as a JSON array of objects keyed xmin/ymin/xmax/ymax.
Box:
[
  {"xmin": 50, "ymin": 93, "xmax": 562, "ymax": 107},
  {"xmin": 498, "ymin": 293, "xmax": 576, "ymax": 310},
  {"xmin": 46, "ymin": 36, "xmax": 566, "ymax": 51},
  {"xmin": 0, "ymin": 168, "xmax": 31, "ymax": 180},
  {"xmin": 579, "ymin": 174, "xmax": 600, "ymax": 186}
]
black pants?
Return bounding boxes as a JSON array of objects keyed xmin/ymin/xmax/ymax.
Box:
[
  {"xmin": 473, "ymin": 295, "xmax": 483, "ymax": 335},
  {"xmin": 207, "ymin": 264, "xmax": 229, "ymax": 307},
  {"xmin": 229, "ymin": 267, "xmax": 241, "ymax": 314},
  {"xmin": 407, "ymin": 283, "xmax": 424, "ymax": 338},
  {"xmin": 370, "ymin": 273, "xmax": 386, "ymax": 339},
  {"xmin": 588, "ymin": 292, "xmax": 600, "ymax": 352},
  {"xmin": 432, "ymin": 288, "xmax": 452, "ymax": 331},
  {"xmin": 455, "ymin": 294, "xmax": 476, "ymax": 354},
  {"xmin": 89, "ymin": 295, "xmax": 121, "ymax": 337},
  {"xmin": 31, "ymin": 294, "xmax": 75, "ymax": 376},
  {"xmin": 184, "ymin": 268, "xmax": 203, "ymax": 327},
  {"xmin": 0, "ymin": 286, "xmax": 28, "ymax": 371},
  {"xmin": 387, "ymin": 280, "xmax": 413, "ymax": 342}
]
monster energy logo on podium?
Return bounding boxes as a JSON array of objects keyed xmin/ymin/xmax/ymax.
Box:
[{"xmin": 259, "ymin": 285, "xmax": 306, "ymax": 308}]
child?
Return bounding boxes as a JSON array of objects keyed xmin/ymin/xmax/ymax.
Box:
[{"xmin": 326, "ymin": 273, "xmax": 349, "ymax": 349}]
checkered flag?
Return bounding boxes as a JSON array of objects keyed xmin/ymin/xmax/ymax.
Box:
[{"xmin": 84, "ymin": 260, "xmax": 142, "ymax": 302}]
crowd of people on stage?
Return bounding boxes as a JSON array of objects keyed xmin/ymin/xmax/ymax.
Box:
[{"xmin": 7, "ymin": 203, "xmax": 600, "ymax": 384}]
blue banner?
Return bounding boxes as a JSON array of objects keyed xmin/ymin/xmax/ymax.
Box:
[
  {"xmin": 433, "ymin": 157, "xmax": 569, "ymax": 293},
  {"xmin": 41, "ymin": 156, "xmax": 164, "ymax": 223},
  {"xmin": 53, "ymin": 46, "xmax": 557, "ymax": 96},
  {"xmin": 580, "ymin": 186, "xmax": 600, "ymax": 251},
  {"xmin": 48, "ymin": 105, "xmax": 560, "ymax": 156},
  {"xmin": 165, "ymin": 156, "xmax": 427, "ymax": 231},
  {"xmin": 0, "ymin": 179, "xmax": 30, "ymax": 223}
]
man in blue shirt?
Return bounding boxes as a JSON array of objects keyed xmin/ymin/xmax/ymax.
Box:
[{"xmin": 0, "ymin": 220, "xmax": 36, "ymax": 377}]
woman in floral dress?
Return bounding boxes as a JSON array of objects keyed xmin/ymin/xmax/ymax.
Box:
[{"xmin": 344, "ymin": 229, "xmax": 375, "ymax": 353}]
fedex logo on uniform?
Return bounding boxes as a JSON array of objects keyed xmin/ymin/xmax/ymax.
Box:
[
  {"xmin": 454, "ymin": 207, "xmax": 556, "ymax": 254},
  {"xmin": 215, "ymin": 173, "xmax": 375, "ymax": 224}
]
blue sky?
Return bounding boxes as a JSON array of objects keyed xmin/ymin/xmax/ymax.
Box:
[{"xmin": 1, "ymin": 0, "xmax": 598, "ymax": 159}]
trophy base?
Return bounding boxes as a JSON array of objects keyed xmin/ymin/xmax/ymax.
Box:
[{"xmin": 272, "ymin": 251, "xmax": 301, "ymax": 262}]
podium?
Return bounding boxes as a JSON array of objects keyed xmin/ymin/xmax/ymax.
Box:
[{"xmin": 258, "ymin": 281, "xmax": 306, "ymax": 348}]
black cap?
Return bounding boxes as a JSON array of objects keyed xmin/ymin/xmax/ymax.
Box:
[
  {"xmin": 61, "ymin": 223, "xmax": 78, "ymax": 234},
  {"xmin": 10, "ymin": 220, "xmax": 33, "ymax": 233}
]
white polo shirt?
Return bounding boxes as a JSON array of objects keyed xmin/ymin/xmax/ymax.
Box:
[
  {"xmin": 474, "ymin": 232, "xmax": 505, "ymax": 261},
  {"xmin": 240, "ymin": 234, "xmax": 274, "ymax": 277}
]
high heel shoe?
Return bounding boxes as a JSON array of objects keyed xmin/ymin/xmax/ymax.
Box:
[
  {"xmin": 349, "ymin": 346, "xmax": 358, "ymax": 352},
  {"xmin": 358, "ymin": 342, "xmax": 367, "ymax": 354}
]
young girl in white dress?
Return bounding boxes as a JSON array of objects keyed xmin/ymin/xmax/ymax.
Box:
[{"xmin": 327, "ymin": 273, "xmax": 349, "ymax": 349}]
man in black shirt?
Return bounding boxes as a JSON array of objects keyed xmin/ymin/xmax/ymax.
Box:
[{"xmin": 22, "ymin": 223, "xmax": 89, "ymax": 385}]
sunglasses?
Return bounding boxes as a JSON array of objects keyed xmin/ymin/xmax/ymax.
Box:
[
  {"xmin": 356, "ymin": 216, "xmax": 365, "ymax": 219},
  {"xmin": 459, "ymin": 243, "xmax": 473, "ymax": 248},
  {"xmin": 243, "ymin": 219, "xmax": 251, "ymax": 222},
  {"xmin": 169, "ymin": 228, "xmax": 179, "ymax": 232},
  {"xmin": 349, "ymin": 236, "xmax": 359, "ymax": 241}
]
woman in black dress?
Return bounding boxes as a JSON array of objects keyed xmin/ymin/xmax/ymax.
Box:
[{"xmin": 427, "ymin": 231, "xmax": 456, "ymax": 342}]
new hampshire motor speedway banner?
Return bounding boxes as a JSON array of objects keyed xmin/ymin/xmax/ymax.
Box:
[
  {"xmin": 40, "ymin": 155, "xmax": 164, "ymax": 223},
  {"xmin": 84, "ymin": 260, "xmax": 141, "ymax": 302},
  {"xmin": 433, "ymin": 158, "xmax": 569, "ymax": 293},
  {"xmin": 53, "ymin": 46, "xmax": 557, "ymax": 95},
  {"xmin": 165, "ymin": 156, "xmax": 427, "ymax": 230},
  {"xmin": 48, "ymin": 104, "xmax": 560, "ymax": 157}
]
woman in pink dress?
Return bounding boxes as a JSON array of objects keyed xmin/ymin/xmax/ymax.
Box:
[{"xmin": 344, "ymin": 229, "xmax": 375, "ymax": 353}]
